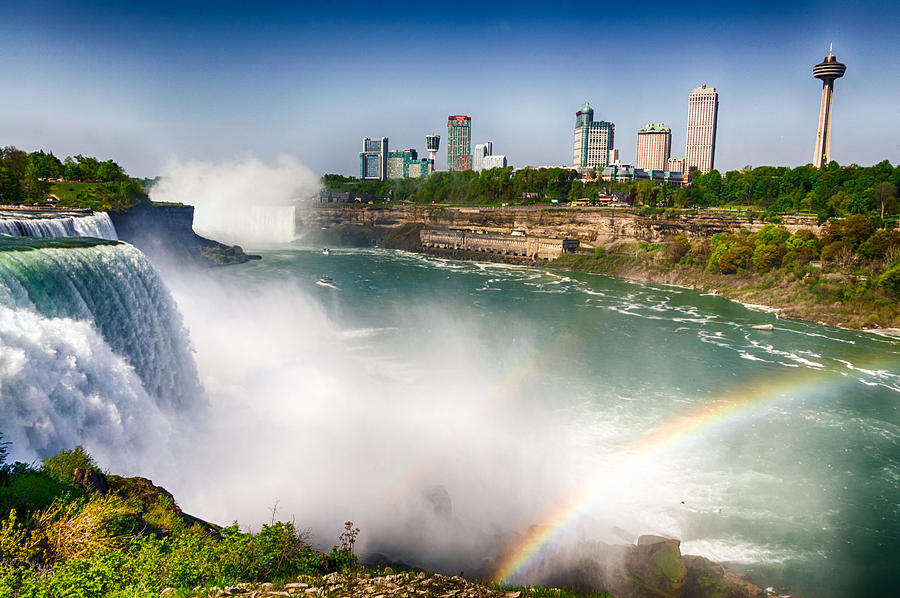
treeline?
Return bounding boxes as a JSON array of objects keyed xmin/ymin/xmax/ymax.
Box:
[
  {"xmin": 689, "ymin": 161, "xmax": 900, "ymax": 219},
  {"xmin": 323, "ymin": 160, "xmax": 900, "ymax": 222},
  {"xmin": 0, "ymin": 146, "xmax": 145, "ymax": 209},
  {"xmin": 323, "ymin": 168, "xmax": 578, "ymax": 205}
]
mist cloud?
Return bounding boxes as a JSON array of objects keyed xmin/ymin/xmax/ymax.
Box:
[{"xmin": 150, "ymin": 156, "xmax": 321, "ymax": 245}]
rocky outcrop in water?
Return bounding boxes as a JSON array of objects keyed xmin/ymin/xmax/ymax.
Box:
[{"xmin": 110, "ymin": 203, "xmax": 259, "ymax": 267}]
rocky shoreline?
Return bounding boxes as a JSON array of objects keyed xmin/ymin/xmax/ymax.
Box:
[{"xmin": 412, "ymin": 244, "xmax": 899, "ymax": 330}]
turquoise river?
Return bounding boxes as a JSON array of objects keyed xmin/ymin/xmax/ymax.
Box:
[{"xmin": 167, "ymin": 245, "xmax": 899, "ymax": 598}]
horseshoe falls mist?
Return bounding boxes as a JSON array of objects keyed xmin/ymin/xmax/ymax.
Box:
[{"xmin": 2, "ymin": 227, "xmax": 900, "ymax": 596}]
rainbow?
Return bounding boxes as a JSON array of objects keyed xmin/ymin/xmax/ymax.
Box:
[{"xmin": 490, "ymin": 366, "xmax": 855, "ymax": 584}]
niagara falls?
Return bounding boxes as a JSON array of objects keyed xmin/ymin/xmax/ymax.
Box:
[{"xmin": 3, "ymin": 3, "xmax": 900, "ymax": 597}]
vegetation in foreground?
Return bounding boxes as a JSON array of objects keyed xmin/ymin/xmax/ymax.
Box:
[
  {"xmin": 550, "ymin": 218, "xmax": 900, "ymax": 328},
  {"xmin": 0, "ymin": 436, "xmax": 607, "ymax": 598}
]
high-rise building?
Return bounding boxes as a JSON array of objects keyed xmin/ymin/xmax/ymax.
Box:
[
  {"xmin": 636, "ymin": 123, "xmax": 672, "ymax": 171},
  {"xmin": 812, "ymin": 46, "xmax": 846, "ymax": 168},
  {"xmin": 483, "ymin": 155, "xmax": 507, "ymax": 170},
  {"xmin": 573, "ymin": 102, "xmax": 615, "ymax": 170},
  {"xmin": 359, "ymin": 137, "xmax": 388, "ymax": 180},
  {"xmin": 666, "ymin": 157, "xmax": 685, "ymax": 174},
  {"xmin": 447, "ymin": 115, "xmax": 472, "ymax": 171},
  {"xmin": 426, "ymin": 134, "xmax": 441, "ymax": 165},
  {"xmin": 684, "ymin": 85, "xmax": 718, "ymax": 173},
  {"xmin": 386, "ymin": 148, "xmax": 434, "ymax": 179},
  {"xmin": 474, "ymin": 142, "xmax": 493, "ymax": 172}
]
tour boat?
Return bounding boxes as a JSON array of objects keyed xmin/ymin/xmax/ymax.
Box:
[{"xmin": 316, "ymin": 276, "xmax": 338, "ymax": 289}]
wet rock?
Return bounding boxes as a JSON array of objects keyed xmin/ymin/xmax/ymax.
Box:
[{"xmin": 72, "ymin": 467, "xmax": 108, "ymax": 493}]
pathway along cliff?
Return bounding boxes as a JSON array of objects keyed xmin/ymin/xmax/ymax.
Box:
[{"xmin": 301, "ymin": 204, "xmax": 900, "ymax": 329}]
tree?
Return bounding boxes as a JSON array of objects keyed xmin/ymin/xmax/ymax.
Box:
[
  {"xmin": 841, "ymin": 214, "xmax": 875, "ymax": 248},
  {"xmin": 753, "ymin": 244, "xmax": 786, "ymax": 273},
  {"xmin": 873, "ymin": 181, "xmax": 898, "ymax": 221}
]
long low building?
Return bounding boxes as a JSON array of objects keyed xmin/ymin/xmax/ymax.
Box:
[{"xmin": 420, "ymin": 229, "xmax": 576, "ymax": 260}]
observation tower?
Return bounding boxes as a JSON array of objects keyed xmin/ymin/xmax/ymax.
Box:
[
  {"xmin": 426, "ymin": 134, "xmax": 441, "ymax": 165},
  {"xmin": 812, "ymin": 45, "xmax": 846, "ymax": 168}
]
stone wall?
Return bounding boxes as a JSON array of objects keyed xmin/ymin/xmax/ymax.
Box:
[{"xmin": 421, "ymin": 229, "xmax": 564, "ymax": 260}]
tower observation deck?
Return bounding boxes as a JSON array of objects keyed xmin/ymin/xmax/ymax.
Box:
[
  {"xmin": 812, "ymin": 46, "xmax": 846, "ymax": 168},
  {"xmin": 426, "ymin": 134, "xmax": 441, "ymax": 166}
]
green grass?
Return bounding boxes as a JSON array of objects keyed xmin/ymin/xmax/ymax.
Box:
[{"xmin": 47, "ymin": 182, "xmax": 145, "ymax": 212}]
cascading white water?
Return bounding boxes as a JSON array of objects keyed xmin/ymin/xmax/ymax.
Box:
[
  {"xmin": 0, "ymin": 212, "xmax": 118, "ymax": 240},
  {"xmin": 0, "ymin": 243, "xmax": 201, "ymax": 465}
]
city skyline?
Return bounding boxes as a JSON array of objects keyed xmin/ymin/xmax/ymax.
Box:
[{"xmin": 1, "ymin": 1, "xmax": 898, "ymax": 178}]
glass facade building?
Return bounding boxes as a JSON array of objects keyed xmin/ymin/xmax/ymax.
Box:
[
  {"xmin": 447, "ymin": 115, "xmax": 472, "ymax": 172},
  {"xmin": 359, "ymin": 137, "xmax": 388, "ymax": 180}
]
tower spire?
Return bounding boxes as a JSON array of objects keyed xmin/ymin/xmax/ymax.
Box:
[{"xmin": 812, "ymin": 49, "xmax": 846, "ymax": 167}]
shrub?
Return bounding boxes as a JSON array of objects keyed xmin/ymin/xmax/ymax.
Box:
[
  {"xmin": 755, "ymin": 223, "xmax": 790, "ymax": 246},
  {"xmin": 753, "ymin": 244, "xmax": 786, "ymax": 273},
  {"xmin": 787, "ymin": 229, "xmax": 819, "ymax": 252},
  {"xmin": 665, "ymin": 235, "xmax": 690, "ymax": 263},
  {"xmin": 821, "ymin": 240, "xmax": 854, "ymax": 265},
  {"xmin": 41, "ymin": 446, "xmax": 97, "ymax": 483},
  {"xmin": 718, "ymin": 245, "xmax": 753, "ymax": 274},
  {"xmin": 330, "ymin": 521, "xmax": 360, "ymax": 573},
  {"xmin": 593, "ymin": 246, "xmax": 606, "ymax": 258},
  {"xmin": 879, "ymin": 263, "xmax": 900, "ymax": 296},
  {"xmin": 858, "ymin": 229, "xmax": 900, "ymax": 261}
]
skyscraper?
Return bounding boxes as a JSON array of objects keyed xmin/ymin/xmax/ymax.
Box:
[
  {"xmin": 447, "ymin": 116, "xmax": 472, "ymax": 171},
  {"xmin": 359, "ymin": 137, "xmax": 388, "ymax": 180},
  {"xmin": 636, "ymin": 123, "xmax": 672, "ymax": 171},
  {"xmin": 685, "ymin": 85, "xmax": 718, "ymax": 173},
  {"xmin": 573, "ymin": 102, "xmax": 614, "ymax": 170},
  {"xmin": 474, "ymin": 142, "xmax": 493, "ymax": 172},
  {"xmin": 812, "ymin": 46, "xmax": 847, "ymax": 168}
]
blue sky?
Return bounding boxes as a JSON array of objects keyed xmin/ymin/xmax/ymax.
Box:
[{"xmin": 1, "ymin": 1, "xmax": 898, "ymax": 177}]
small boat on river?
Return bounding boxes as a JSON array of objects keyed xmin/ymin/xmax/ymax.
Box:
[
  {"xmin": 316, "ymin": 275, "xmax": 338, "ymax": 289},
  {"xmin": 751, "ymin": 324, "xmax": 774, "ymax": 331}
]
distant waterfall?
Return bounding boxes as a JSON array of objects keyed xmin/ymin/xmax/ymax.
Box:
[
  {"xmin": 0, "ymin": 243, "xmax": 201, "ymax": 463},
  {"xmin": 0, "ymin": 212, "xmax": 118, "ymax": 240},
  {"xmin": 193, "ymin": 204, "xmax": 296, "ymax": 245}
]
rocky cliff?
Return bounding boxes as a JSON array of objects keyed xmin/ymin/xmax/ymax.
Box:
[
  {"xmin": 111, "ymin": 203, "xmax": 260, "ymax": 266},
  {"xmin": 300, "ymin": 205, "xmax": 823, "ymax": 250}
]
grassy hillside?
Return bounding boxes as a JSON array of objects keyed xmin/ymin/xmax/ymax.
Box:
[
  {"xmin": 47, "ymin": 181, "xmax": 146, "ymax": 212},
  {"xmin": 0, "ymin": 442, "xmax": 609, "ymax": 598}
]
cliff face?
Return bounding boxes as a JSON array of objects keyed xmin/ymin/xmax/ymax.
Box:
[
  {"xmin": 110, "ymin": 204, "xmax": 259, "ymax": 266},
  {"xmin": 301, "ymin": 205, "xmax": 823, "ymax": 249}
]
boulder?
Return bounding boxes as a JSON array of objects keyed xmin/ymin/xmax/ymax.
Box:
[
  {"xmin": 72, "ymin": 467, "xmax": 108, "ymax": 494},
  {"xmin": 622, "ymin": 535, "xmax": 687, "ymax": 598}
]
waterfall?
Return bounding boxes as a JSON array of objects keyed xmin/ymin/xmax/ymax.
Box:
[
  {"xmin": 0, "ymin": 243, "xmax": 201, "ymax": 463},
  {"xmin": 193, "ymin": 204, "xmax": 296, "ymax": 245},
  {"xmin": 0, "ymin": 212, "xmax": 118, "ymax": 240}
]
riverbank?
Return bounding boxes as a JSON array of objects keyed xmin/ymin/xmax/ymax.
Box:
[
  {"xmin": 417, "ymin": 244, "xmax": 899, "ymax": 330},
  {"xmin": 303, "ymin": 204, "xmax": 898, "ymax": 330}
]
